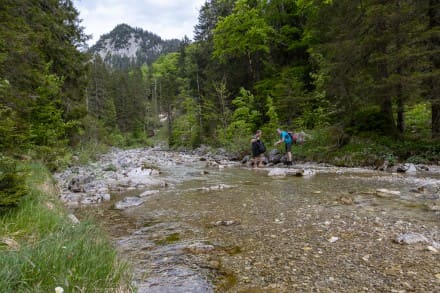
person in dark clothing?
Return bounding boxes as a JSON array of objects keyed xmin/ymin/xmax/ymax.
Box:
[{"xmin": 251, "ymin": 130, "xmax": 265, "ymax": 168}]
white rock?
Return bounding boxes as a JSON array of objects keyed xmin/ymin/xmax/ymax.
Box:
[
  {"xmin": 68, "ymin": 214, "xmax": 80, "ymax": 224},
  {"xmin": 295, "ymin": 169, "xmax": 316, "ymax": 177},
  {"xmin": 268, "ymin": 168, "xmax": 287, "ymax": 177},
  {"xmin": 376, "ymin": 188, "xmax": 401, "ymax": 198},
  {"xmin": 426, "ymin": 246, "xmax": 438, "ymax": 253},
  {"xmin": 101, "ymin": 193, "xmax": 111, "ymax": 201},
  {"xmin": 395, "ymin": 232, "xmax": 429, "ymax": 245},
  {"xmin": 114, "ymin": 197, "xmax": 145, "ymax": 210},
  {"xmin": 139, "ymin": 190, "xmax": 159, "ymax": 197},
  {"xmin": 328, "ymin": 236, "xmax": 339, "ymax": 243},
  {"xmin": 199, "ymin": 184, "xmax": 234, "ymax": 192},
  {"xmin": 404, "ymin": 163, "xmax": 417, "ymax": 173},
  {"xmin": 127, "ymin": 167, "xmax": 152, "ymax": 177},
  {"xmin": 214, "ymin": 220, "xmax": 239, "ymax": 226}
]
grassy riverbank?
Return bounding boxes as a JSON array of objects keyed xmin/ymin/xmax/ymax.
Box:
[
  {"xmin": 289, "ymin": 129, "xmax": 440, "ymax": 167},
  {"xmin": 0, "ymin": 162, "xmax": 132, "ymax": 292}
]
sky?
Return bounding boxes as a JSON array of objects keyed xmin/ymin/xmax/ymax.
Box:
[{"xmin": 73, "ymin": 0, "xmax": 206, "ymax": 46}]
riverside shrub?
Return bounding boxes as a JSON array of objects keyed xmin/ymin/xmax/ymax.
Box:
[{"xmin": 0, "ymin": 157, "xmax": 27, "ymax": 213}]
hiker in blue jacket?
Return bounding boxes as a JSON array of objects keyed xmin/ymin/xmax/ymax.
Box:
[{"xmin": 274, "ymin": 128, "xmax": 293, "ymax": 166}]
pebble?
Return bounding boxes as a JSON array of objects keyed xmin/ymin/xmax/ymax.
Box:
[
  {"xmin": 426, "ymin": 246, "xmax": 438, "ymax": 253},
  {"xmin": 376, "ymin": 188, "xmax": 401, "ymax": 198},
  {"xmin": 328, "ymin": 236, "xmax": 339, "ymax": 243}
]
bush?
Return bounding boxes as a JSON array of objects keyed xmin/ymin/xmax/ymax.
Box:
[
  {"xmin": 291, "ymin": 127, "xmax": 440, "ymax": 166},
  {"xmin": 0, "ymin": 157, "xmax": 27, "ymax": 214},
  {"xmin": 349, "ymin": 106, "xmax": 395, "ymax": 135},
  {"xmin": 31, "ymin": 145, "xmax": 71, "ymax": 172},
  {"xmin": 405, "ymin": 103, "xmax": 431, "ymax": 138},
  {"xmin": 77, "ymin": 142, "xmax": 110, "ymax": 165},
  {"xmin": 217, "ymin": 120, "xmax": 253, "ymax": 154}
]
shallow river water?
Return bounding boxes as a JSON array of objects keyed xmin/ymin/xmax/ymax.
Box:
[{"xmin": 73, "ymin": 151, "xmax": 440, "ymax": 292}]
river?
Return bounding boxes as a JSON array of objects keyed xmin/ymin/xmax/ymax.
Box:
[{"xmin": 60, "ymin": 148, "xmax": 440, "ymax": 292}]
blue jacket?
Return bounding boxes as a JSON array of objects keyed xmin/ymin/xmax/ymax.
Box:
[{"xmin": 280, "ymin": 131, "xmax": 292, "ymax": 144}]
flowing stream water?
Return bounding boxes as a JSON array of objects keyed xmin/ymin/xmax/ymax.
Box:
[{"xmin": 69, "ymin": 149, "xmax": 440, "ymax": 292}]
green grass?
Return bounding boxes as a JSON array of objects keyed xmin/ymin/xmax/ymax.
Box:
[
  {"xmin": 0, "ymin": 163, "xmax": 132, "ymax": 292},
  {"xmin": 292, "ymin": 128, "xmax": 440, "ymax": 166}
]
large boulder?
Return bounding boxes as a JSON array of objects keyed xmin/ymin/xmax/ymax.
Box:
[
  {"xmin": 268, "ymin": 149, "xmax": 282, "ymax": 164},
  {"xmin": 241, "ymin": 155, "xmax": 250, "ymax": 164},
  {"xmin": 68, "ymin": 176, "xmax": 94, "ymax": 193},
  {"xmin": 396, "ymin": 163, "xmax": 417, "ymax": 173}
]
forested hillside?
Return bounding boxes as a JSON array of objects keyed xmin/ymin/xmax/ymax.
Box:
[
  {"xmin": 85, "ymin": 0, "xmax": 439, "ymax": 163},
  {"xmin": 1, "ymin": 0, "xmax": 439, "ymax": 172},
  {"xmin": 1, "ymin": 0, "xmax": 89, "ymax": 170},
  {"xmin": 89, "ymin": 24, "xmax": 181, "ymax": 69}
]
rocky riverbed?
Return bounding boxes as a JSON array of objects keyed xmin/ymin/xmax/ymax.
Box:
[{"xmin": 55, "ymin": 147, "xmax": 440, "ymax": 292}]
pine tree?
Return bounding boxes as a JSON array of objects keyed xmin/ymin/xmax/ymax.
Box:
[
  {"xmin": 87, "ymin": 55, "xmax": 116, "ymax": 128},
  {"xmin": 307, "ymin": 0, "xmax": 429, "ymax": 136},
  {"xmin": 424, "ymin": 0, "xmax": 440, "ymax": 138},
  {"xmin": 0, "ymin": 0, "xmax": 89, "ymax": 154}
]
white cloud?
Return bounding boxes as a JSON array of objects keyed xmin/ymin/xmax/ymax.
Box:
[{"xmin": 73, "ymin": 0, "xmax": 206, "ymax": 46}]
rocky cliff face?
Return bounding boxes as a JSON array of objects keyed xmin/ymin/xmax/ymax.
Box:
[{"xmin": 89, "ymin": 24, "xmax": 181, "ymax": 69}]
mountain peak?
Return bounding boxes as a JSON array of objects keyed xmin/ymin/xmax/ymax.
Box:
[{"xmin": 89, "ymin": 24, "xmax": 181, "ymax": 69}]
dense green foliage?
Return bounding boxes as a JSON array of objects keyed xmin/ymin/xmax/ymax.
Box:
[
  {"xmin": 0, "ymin": 0, "xmax": 89, "ymax": 169},
  {"xmin": 1, "ymin": 0, "xmax": 439, "ymax": 166},
  {"xmin": 0, "ymin": 157, "xmax": 27, "ymax": 213},
  {"xmin": 0, "ymin": 163, "xmax": 132, "ymax": 291},
  {"xmin": 131, "ymin": 0, "xmax": 437, "ymax": 158}
]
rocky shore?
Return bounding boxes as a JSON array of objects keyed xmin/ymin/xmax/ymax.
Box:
[{"xmin": 55, "ymin": 146, "xmax": 440, "ymax": 292}]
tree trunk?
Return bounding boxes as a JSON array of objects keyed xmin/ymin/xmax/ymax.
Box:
[
  {"xmin": 196, "ymin": 71, "xmax": 203, "ymax": 130},
  {"xmin": 378, "ymin": 62, "xmax": 397, "ymax": 136},
  {"xmin": 381, "ymin": 96, "xmax": 396, "ymax": 130},
  {"xmin": 153, "ymin": 79, "xmax": 158, "ymax": 114},
  {"xmin": 433, "ymin": 101, "xmax": 440, "ymax": 138},
  {"xmin": 395, "ymin": 2, "xmax": 405, "ymax": 134},
  {"xmin": 374, "ymin": 4, "xmax": 397, "ymax": 137},
  {"xmin": 397, "ymin": 94, "xmax": 405, "ymax": 133},
  {"xmin": 429, "ymin": 0, "xmax": 440, "ymax": 138}
]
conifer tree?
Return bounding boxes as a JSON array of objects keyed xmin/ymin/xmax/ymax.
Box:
[{"xmin": 0, "ymin": 0, "xmax": 88, "ymax": 156}]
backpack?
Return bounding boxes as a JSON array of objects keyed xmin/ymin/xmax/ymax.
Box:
[
  {"xmin": 251, "ymin": 139, "xmax": 266, "ymax": 155},
  {"xmin": 287, "ymin": 132, "xmax": 295, "ymax": 143},
  {"xmin": 257, "ymin": 140, "xmax": 266, "ymax": 153},
  {"xmin": 288, "ymin": 131, "xmax": 304, "ymax": 144}
]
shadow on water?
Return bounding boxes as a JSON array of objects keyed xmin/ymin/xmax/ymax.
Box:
[{"xmin": 77, "ymin": 162, "xmax": 440, "ymax": 292}]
